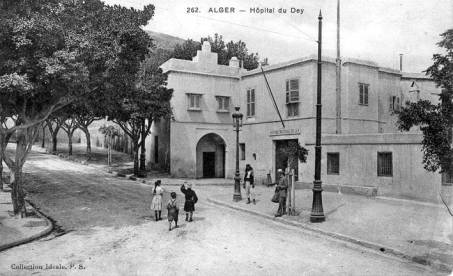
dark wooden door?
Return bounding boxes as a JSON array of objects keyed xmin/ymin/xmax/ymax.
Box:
[{"xmin": 203, "ymin": 152, "xmax": 216, "ymax": 178}]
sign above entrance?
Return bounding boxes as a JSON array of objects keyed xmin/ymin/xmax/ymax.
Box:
[{"xmin": 269, "ymin": 129, "xmax": 301, "ymax": 136}]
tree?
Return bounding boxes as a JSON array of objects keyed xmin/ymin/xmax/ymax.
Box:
[
  {"xmin": 172, "ymin": 34, "xmax": 260, "ymax": 70},
  {"xmin": 99, "ymin": 125, "xmax": 120, "ymax": 168},
  {"xmin": 0, "ymin": 0, "xmax": 155, "ymax": 216},
  {"xmin": 277, "ymin": 140, "xmax": 309, "ymax": 173},
  {"xmin": 397, "ymin": 29, "xmax": 453, "ymax": 174}
]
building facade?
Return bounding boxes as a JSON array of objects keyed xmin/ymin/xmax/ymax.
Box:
[{"xmin": 148, "ymin": 41, "xmax": 449, "ymax": 202}]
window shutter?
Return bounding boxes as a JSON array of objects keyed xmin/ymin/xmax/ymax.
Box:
[
  {"xmin": 364, "ymin": 85, "xmax": 369, "ymax": 105},
  {"xmin": 359, "ymin": 84, "xmax": 363, "ymax": 104}
]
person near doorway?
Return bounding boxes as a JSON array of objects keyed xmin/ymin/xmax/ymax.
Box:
[
  {"xmin": 181, "ymin": 182, "xmax": 198, "ymax": 222},
  {"xmin": 167, "ymin": 192, "xmax": 179, "ymax": 231},
  {"xmin": 151, "ymin": 180, "xmax": 164, "ymax": 221},
  {"xmin": 275, "ymin": 169, "xmax": 288, "ymax": 217},
  {"xmin": 243, "ymin": 164, "xmax": 255, "ymax": 204}
]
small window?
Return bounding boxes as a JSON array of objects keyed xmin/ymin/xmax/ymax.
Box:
[
  {"xmin": 377, "ymin": 152, "xmax": 392, "ymax": 177},
  {"xmin": 239, "ymin": 143, "xmax": 245, "ymax": 160},
  {"xmin": 287, "ymin": 103, "xmax": 299, "ymax": 117},
  {"xmin": 389, "ymin": 96, "xmax": 401, "ymax": 112},
  {"xmin": 359, "ymin": 83, "xmax": 369, "ymax": 106},
  {"xmin": 286, "ymin": 79, "xmax": 300, "ymax": 103},
  {"xmin": 216, "ymin": 96, "xmax": 230, "ymax": 112},
  {"xmin": 442, "ymin": 169, "xmax": 453, "ymax": 186},
  {"xmin": 327, "ymin": 153, "xmax": 340, "ymax": 175},
  {"xmin": 246, "ymin": 89, "xmax": 255, "ymax": 117},
  {"xmin": 187, "ymin": 94, "xmax": 201, "ymax": 110}
]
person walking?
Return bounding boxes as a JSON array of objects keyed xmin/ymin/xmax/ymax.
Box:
[
  {"xmin": 151, "ymin": 180, "xmax": 164, "ymax": 221},
  {"xmin": 275, "ymin": 169, "xmax": 288, "ymax": 217},
  {"xmin": 167, "ymin": 192, "xmax": 179, "ymax": 231},
  {"xmin": 243, "ymin": 164, "xmax": 256, "ymax": 204},
  {"xmin": 180, "ymin": 182, "xmax": 198, "ymax": 222}
]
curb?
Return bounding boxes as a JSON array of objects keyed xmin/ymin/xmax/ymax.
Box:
[
  {"xmin": 0, "ymin": 199, "xmax": 53, "ymax": 252},
  {"xmin": 207, "ymin": 198, "xmax": 452, "ymax": 274}
]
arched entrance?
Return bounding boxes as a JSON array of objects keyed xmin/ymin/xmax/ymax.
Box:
[{"xmin": 196, "ymin": 133, "xmax": 226, "ymax": 178}]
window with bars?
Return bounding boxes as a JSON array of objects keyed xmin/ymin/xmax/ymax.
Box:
[
  {"xmin": 286, "ymin": 79, "xmax": 300, "ymax": 103},
  {"xmin": 327, "ymin": 153, "xmax": 340, "ymax": 175},
  {"xmin": 216, "ymin": 96, "xmax": 230, "ymax": 112},
  {"xmin": 239, "ymin": 143, "xmax": 245, "ymax": 160},
  {"xmin": 377, "ymin": 152, "xmax": 393, "ymax": 177},
  {"xmin": 187, "ymin": 93, "xmax": 202, "ymax": 110},
  {"xmin": 442, "ymin": 169, "xmax": 453, "ymax": 186},
  {"xmin": 359, "ymin": 83, "xmax": 369, "ymax": 106},
  {"xmin": 246, "ymin": 88, "xmax": 255, "ymax": 117}
]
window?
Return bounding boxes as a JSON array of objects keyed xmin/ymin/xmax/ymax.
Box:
[
  {"xmin": 389, "ymin": 96, "xmax": 401, "ymax": 112},
  {"xmin": 239, "ymin": 143, "xmax": 245, "ymax": 160},
  {"xmin": 286, "ymin": 79, "xmax": 300, "ymax": 103},
  {"xmin": 287, "ymin": 103, "xmax": 299, "ymax": 117},
  {"xmin": 327, "ymin": 153, "xmax": 340, "ymax": 175},
  {"xmin": 246, "ymin": 89, "xmax": 255, "ymax": 117},
  {"xmin": 286, "ymin": 79, "xmax": 300, "ymax": 117},
  {"xmin": 359, "ymin": 83, "xmax": 369, "ymax": 106},
  {"xmin": 187, "ymin": 93, "xmax": 201, "ymax": 110},
  {"xmin": 377, "ymin": 152, "xmax": 392, "ymax": 176},
  {"xmin": 442, "ymin": 169, "xmax": 453, "ymax": 186},
  {"xmin": 216, "ymin": 96, "xmax": 230, "ymax": 112}
]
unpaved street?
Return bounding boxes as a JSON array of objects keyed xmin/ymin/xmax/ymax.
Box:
[{"xmin": 0, "ymin": 151, "xmax": 441, "ymax": 275}]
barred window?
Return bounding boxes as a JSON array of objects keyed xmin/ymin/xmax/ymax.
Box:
[
  {"xmin": 377, "ymin": 152, "xmax": 392, "ymax": 177},
  {"xmin": 327, "ymin": 153, "xmax": 340, "ymax": 175},
  {"xmin": 359, "ymin": 83, "xmax": 369, "ymax": 106},
  {"xmin": 442, "ymin": 170, "xmax": 453, "ymax": 186},
  {"xmin": 246, "ymin": 89, "xmax": 255, "ymax": 117}
]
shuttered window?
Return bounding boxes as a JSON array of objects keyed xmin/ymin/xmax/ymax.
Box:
[
  {"xmin": 359, "ymin": 83, "xmax": 369, "ymax": 106},
  {"xmin": 327, "ymin": 153, "xmax": 340, "ymax": 175},
  {"xmin": 246, "ymin": 89, "xmax": 255, "ymax": 117}
]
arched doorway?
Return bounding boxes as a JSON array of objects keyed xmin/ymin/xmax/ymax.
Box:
[{"xmin": 196, "ymin": 133, "xmax": 226, "ymax": 178}]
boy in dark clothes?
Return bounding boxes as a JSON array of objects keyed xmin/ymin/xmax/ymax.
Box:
[
  {"xmin": 180, "ymin": 182, "xmax": 198, "ymax": 222},
  {"xmin": 167, "ymin": 192, "xmax": 179, "ymax": 231}
]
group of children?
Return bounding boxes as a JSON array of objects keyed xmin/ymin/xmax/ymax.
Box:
[{"xmin": 150, "ymin": 180, "xmax": 198, "ymax": 231}]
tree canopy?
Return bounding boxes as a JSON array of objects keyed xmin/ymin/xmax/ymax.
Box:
[
  {"xmin": 397, "ymin": 29, "xmax": 453, "ymax": 173},
  {"xmin": 172, "ymin": 34, "xmax": 260, "ymax": 70}
]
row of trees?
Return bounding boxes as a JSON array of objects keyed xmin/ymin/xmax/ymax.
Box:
[{"xmin": 0, "ymin": 0, "xmax": 173, "ymax": 217}]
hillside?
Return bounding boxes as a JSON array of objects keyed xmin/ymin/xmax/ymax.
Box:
[{"xmin": 145, "ymin": 30, "xmax": 185, "ymax": 51}]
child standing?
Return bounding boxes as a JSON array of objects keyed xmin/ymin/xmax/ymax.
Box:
[
  {"xmin": 180, "ymin": 182, "xmax": 198, "ymax": 222},
  {"xmin": 151, "ymin": 180, "xmax": 164, "ymax": 221},
  {"xmin": 167, "ymin": 192, "xmax": 179, "ymax": 231}
]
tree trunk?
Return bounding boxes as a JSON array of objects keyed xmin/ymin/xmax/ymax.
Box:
[
  {"xmin": 83, "ymin": 129, "xmax": 91, "ymax": 155},
  {"xmin": 41, "ymin": 125, "xmax": 45, "ymax": 148},
  {"xmin": 68, "ymin": 132, "xmax": 73, "ymax": 156},
  {"xmin": 11, "ymin": 166, "xmax": 25, "ymax": 217},
  {"xmin": 133, "ymin": 141, "xmax": 139, "ymax": 176},
  {"xmin": 52, "ymin": 132, "xmax": 58, "ymax": 152},
  {"xmin": 139, "ymin": 119, "xmax": 146, "ymax": 172}
]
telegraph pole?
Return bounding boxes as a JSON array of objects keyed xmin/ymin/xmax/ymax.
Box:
[
  {"xmin": 335, "ymin": 0, "xmax": 342, "ymax": 134},
  {"xmin": 310, "ymin": 10, "xmax": 326, "ymax": 223}
]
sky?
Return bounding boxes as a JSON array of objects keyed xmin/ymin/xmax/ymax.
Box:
[{"xmin": 103, "ymin": 0, "xmax": 452, "ymax": 73}]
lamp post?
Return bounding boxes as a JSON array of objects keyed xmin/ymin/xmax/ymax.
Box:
[
  {"xmin": 310, "ymin": 10, "xmax": 326, "ymax": 222},
  {"xmin": 232, "ymin": 106, "xmax": 243, "ymax": 201}
]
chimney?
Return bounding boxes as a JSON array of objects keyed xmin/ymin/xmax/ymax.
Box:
[
  {"xmin": 399, "ymin": 54, "xmax": 403, "ymax": 71},
  {"xmin": 229, "ymin": 57, "xmax": 239, "ymax": 68}
]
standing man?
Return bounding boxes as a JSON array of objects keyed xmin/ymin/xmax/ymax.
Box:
[
  {"xmin": 275, "ymin": 169, "xmax": 288, "ymax": 217},
  {"xmin": 243, "ymin": 164, "xmax": 255, "ymax": 204}
]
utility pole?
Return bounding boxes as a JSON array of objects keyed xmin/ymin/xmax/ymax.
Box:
[
  {"xmin": 310, "ymin": 10, "xmax": 326, "ymax": 223},
  {"xmin": 335, "ymin": 0, "xmax": 342, "ymax": 134}
]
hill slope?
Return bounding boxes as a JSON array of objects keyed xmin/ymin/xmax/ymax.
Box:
[{"xmin": 145, "ymin": 30, "xmax": 185, "ymax": 51}]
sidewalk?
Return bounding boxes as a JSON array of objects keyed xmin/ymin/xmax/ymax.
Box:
[
  {"xmin": 208, "ymin": 186, "xmax": 453, "ymax": 273},
  {"xmin": 0, "ymin": 190, "xmax": 53, "ymax": 251}
]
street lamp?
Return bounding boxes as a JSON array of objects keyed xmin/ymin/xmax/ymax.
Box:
[
  {"xmin": 232, "ymin": 106, "xmax": 243, "ymax": 201},
  {"xmin": 310, "ymin": 10, "xmax": 326, "ymax": 222}
]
